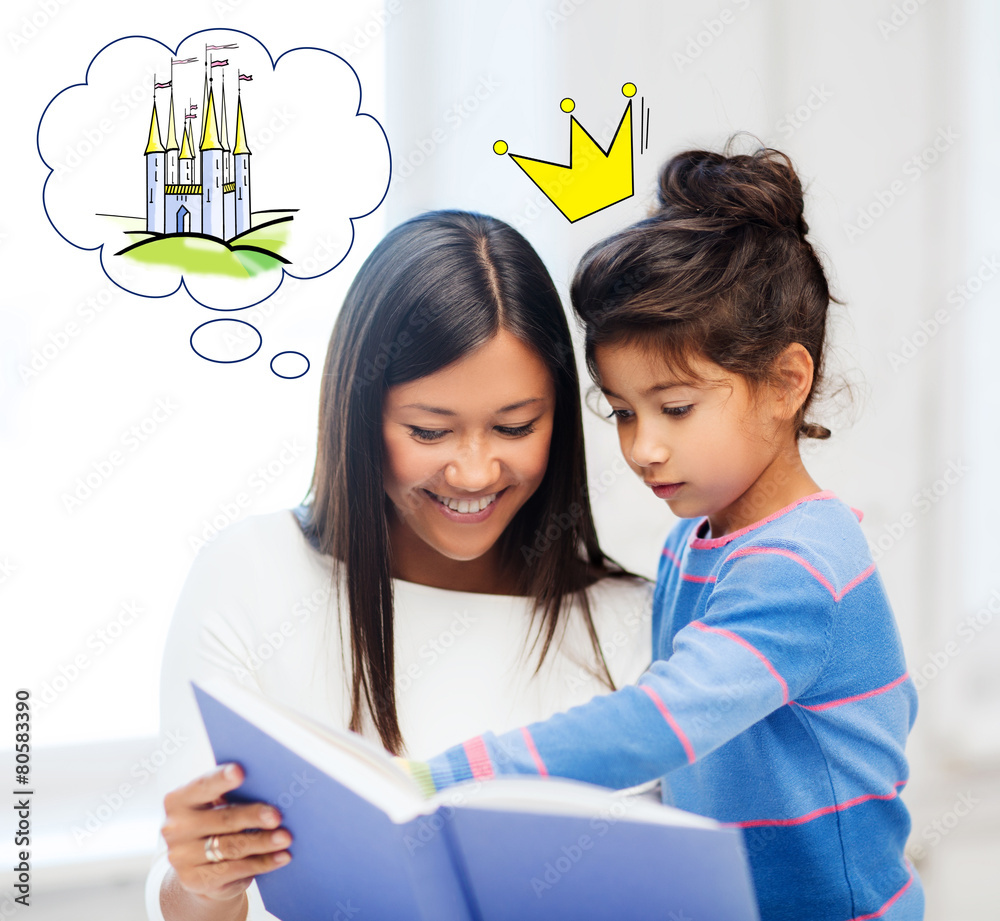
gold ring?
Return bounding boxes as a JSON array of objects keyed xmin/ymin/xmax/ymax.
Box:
[{"xmin": 204, "ymin": 834, "xmax": 225, "ymax": 863}]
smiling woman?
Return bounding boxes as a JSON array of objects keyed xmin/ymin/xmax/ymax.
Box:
[
  {"xmin": 146, "ymin": 211, "xmax": 653, "ymax": 921},
  {"xmin": 382, "ymin": 330, "xmax": 556, "ymax": 585}
]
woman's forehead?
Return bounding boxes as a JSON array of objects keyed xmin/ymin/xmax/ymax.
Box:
[{"xmin": 385, "ymin": 330, "xmax": 555, "ymax": 413}]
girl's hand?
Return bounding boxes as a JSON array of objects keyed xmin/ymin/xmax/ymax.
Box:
[{"xmin": 161, "ymin": 763, "xmax": 292, "ymax": 903}]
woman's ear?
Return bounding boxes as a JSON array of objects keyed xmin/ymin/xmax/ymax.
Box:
[{"xmin": 771, "ymin": 343, "xmax": 814, "ymax": 422}]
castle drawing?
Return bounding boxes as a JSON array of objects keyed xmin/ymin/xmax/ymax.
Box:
[{"xmin": 143, "ymin": 73, "xmax": 252, "ymax": 241}]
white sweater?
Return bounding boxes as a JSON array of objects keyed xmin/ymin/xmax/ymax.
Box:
[{"xmin": 145, "ymin": 509, "xmax": 653, "ymax": 920}]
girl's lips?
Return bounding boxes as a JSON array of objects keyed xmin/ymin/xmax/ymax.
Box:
[
  {"xmin": 650, "ymin": 483, "xmax": 683, "ymax": 499},
  {"xmin": 424, "ymin": 487, "xmax": 508, "ymax": 524}
]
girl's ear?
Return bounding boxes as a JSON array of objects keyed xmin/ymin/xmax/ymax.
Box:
[{"xmin": 771, "ymin": 343, "xmax": 814, "ymax": 422}]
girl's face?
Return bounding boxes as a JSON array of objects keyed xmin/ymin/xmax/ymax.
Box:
[
  {"xmin": 595, "ymin": 341, "xmax": 797, "ymax": 538},
  {"xmin": 382, "ymin": 329, "xmax": 556, "ymax": 563}
]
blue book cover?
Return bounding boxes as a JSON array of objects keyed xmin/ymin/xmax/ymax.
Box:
[{"xmin": 193, "ymin": 679, "xmax": 760, "ymax": 921}]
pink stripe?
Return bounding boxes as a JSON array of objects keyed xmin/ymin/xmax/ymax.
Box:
[
  {"xmin": 662, "ymin": 546, "xmax": 716, "ymax": 583},
  {"xmin": 640, "ymin": 685, "xmax": 696, "ymax": 764},
  {"xmin": 520, "ymin": 727, "xmax": 549, "ymax": 777},
  {"xmin": 462, "ymin": 736, "xmax": 495, "ymax": 781},
  {"xmin": 725, "ymin": 546, "xmax": 874, "ymax": 602},
  {"xmin": 794, "ymin": 673, "xmax": 909, "ymax": 712},
  {"xmin": 726, "ymin": 781, "xmax": 907, "ymax": 829},
  {"xmin": 690, "ymin": 490, "xmax": 836, "ymax": 548},
  {"xmin": 836, "ymin": 563, "xmax": 877, "ymax": 599},
  {"xmin": 848, "ymin": 863, "xmax": 914, "ymax": 921},
  {"xmin": 691, "ymin": 621, "xmax": 789, "ymax": 704}
]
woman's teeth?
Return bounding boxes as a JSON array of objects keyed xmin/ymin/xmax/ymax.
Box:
[{"xmin": 430, "ymin": 491, "xmax": 498, "ymax": 513}]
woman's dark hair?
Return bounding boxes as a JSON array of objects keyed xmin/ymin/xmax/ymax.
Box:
[
  {"xmin": 571, "ymin": 138, "xmax": 836, "ymax": 439},
  {"xmin": 301, "ymin": 210, "xmax": 625, "ymax": 754}
]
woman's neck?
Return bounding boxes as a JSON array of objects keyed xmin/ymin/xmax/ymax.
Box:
[{"xmin": 387, "ymin": 512, "xmax": 514, "ymax": 595}]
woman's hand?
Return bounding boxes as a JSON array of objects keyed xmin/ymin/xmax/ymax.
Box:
[{"xmin": 160, "ymin": 763, "xmax": 292, "ymax": 913}]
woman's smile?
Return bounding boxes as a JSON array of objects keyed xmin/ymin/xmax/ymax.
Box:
[{"xmin": 422, "ymin": 486, "xmax": 510, "ymax": 522}]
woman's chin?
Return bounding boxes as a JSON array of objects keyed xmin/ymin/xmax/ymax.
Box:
[{"xmin": 423, "ymin": 527, "xmax": 503, "ymax": 563}]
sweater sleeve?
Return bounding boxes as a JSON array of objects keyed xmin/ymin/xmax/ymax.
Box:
[
  {"xmin": 145, "ymin": 534, "xmax": 283, "ymax": 921},
  {"xmin": 422, "ymin": 546, "xmax": 836, "ymax": 791}
]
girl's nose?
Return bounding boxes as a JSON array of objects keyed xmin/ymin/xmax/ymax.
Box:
[{"xmin": 628, "ymin": 421, "xmax": 669, "ymax": 467}]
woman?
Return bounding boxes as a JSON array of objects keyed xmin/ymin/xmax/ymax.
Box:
[{"xmin": 145, "ymin": 211, "xmax": 653, "ymax": 921}]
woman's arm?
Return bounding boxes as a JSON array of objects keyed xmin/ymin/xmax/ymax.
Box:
[
  {"xmin": 158, "ymin": 764, "xmax": 290, "ymax": 921},
  {"xmin": 147, "ymin": 514, "xmax": 315, "ymax": 921}
]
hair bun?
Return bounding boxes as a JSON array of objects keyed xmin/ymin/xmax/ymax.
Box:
[{"xmin": 655, "ymin": 142, "xmax": 808, "ymax": 237}]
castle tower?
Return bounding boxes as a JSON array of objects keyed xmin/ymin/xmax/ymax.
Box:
[
  {"xmin": 196, "ymin": 71, "xmax": 210, "ymax": 185},
  {"xmin": 232, "ymin": 93, "xmax": 252, "ymax": 236},
  {"xmin": 164, "ymin": 92, "xmax": 179, "ymax": 184},
  {"xmin": 144, "ymin": 102, "xmax": 165, "ymax": 234},
  {"xmin": 199, "ymin": 87, "xmax": 225, "ymax": 239},
  {"xmin": 219, "ymin": 79, "xmax": 231, "ymax": 185},
  {"xmin": 178, "ymin": 122, "xmax": 194, "ymax": 184}
]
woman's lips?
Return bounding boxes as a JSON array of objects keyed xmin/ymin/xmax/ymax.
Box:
[
  {"xmin": 424, "ymin": 487, "xmax": 508, "ymax": 523},
  {"xmin": 649, "ymin": 482, "xmax": 683, "ymax": 499}
]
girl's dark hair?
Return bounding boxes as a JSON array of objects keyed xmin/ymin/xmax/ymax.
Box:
[
  {"xmin": 571, "ymin": 139, "xmax": 835, "ymax": 439},
  {"xmin": 302, "ymin": 210, "xmax": 624, "ymax": 754}
]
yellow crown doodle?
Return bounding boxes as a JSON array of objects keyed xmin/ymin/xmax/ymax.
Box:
[{"xmin": 494, "ymin": 83, "xmax": 639, "ymax": 222}]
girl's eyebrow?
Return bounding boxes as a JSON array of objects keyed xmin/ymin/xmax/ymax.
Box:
[
  {"xmin": 602, "ymin": 382, "xmax": 689, "ymax": 400},
  {"xmin": 400, "ymin": 398, "xmax": 543, "ymax": 416}
]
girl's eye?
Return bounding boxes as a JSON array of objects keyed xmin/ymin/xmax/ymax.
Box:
[
  {"xmin": 605, "ymin": 408, "xmax": 633, "ymax": 422},
  {"xmin": 663, "ymin": 405, "xmax": 693, "ymax": 418},
  {"xmin": 495, "ymin": 423, "xmax": 536, "ymax": 437},
  {"xmin": 408, "ymin": 427, "xmax": 448, "ymax": 442}
]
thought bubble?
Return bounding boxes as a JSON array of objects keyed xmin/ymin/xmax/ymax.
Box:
[
  {"xmin": 190, "ymin": 319, "xmax": 262, "ymax": 363},
  {"xmin": 270, "ymin": 351, "xmax": 310, "ymax": 379},
  {"xmin": 39, "ymin": 29, "xmax": 390, "ymax": 314}
]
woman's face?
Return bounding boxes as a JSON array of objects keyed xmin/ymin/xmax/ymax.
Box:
[{"xmin": 382, "ymin": 329, "xmax": 556, "ymax": 562}]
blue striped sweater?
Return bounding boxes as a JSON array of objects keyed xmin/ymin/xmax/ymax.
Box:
[{"xmin": 423, "ymin": 492, "xmax": 924, "ymax": 920}]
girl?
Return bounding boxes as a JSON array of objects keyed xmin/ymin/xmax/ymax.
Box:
[
  {"xmin": 146, "ymin": 211, "xmax": 652, "ymax": 921},
  {"xmin": 407, "ymin": 149, "xmax": 924, "ymax": 920}
]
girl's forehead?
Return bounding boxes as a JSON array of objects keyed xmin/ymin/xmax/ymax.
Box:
[{"xmin": 594, "ymin": 341, "xmax": 705, "ymax": 386}]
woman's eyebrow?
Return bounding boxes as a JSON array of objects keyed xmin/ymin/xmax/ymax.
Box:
[
  {"xmin": 400, "ymin": 403, "xmax": 456, "ymax": 416},
  {"xmin": 496, "ymin": 398, "xmax": 543, "ymax": 413},
  {"xmin": 399, "ymin": 397, "xmax": 543, "ymax": 416}
]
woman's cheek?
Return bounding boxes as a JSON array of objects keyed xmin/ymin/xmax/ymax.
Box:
[{"xmin": 520, "ymin": 426, "xmax": 555, "ymax": 489}]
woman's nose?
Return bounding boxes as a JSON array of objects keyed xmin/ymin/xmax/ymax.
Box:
[{"xmin": 444, "ymin": 440, "xmax": 502, "ymax": 491}]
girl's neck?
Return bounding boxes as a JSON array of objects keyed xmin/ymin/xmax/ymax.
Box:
[
  {"xmin": 707, "ymin": 443, "xmax": 822, "ymax": 539},
  {"xmin": 387, "ymin": 512, "xmax": 514, "ymax": 595}
]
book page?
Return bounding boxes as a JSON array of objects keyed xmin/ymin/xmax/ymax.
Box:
[
  {"xmin": 427, "ymin": 775, "xmax": 717, "ymax": 829},
  {"xmin": 196, "ymin": 677, "xmax": 426, "ymax": 822}
]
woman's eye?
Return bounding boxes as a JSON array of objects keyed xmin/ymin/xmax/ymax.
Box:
[
  {"xmin": 408, "ymin": 427, "xmax": 447, "ymax": 442},
  {"xmin": 495, "ymin": 423, "xmax": 536, "ymax": 437},
  {"xmin": 605, "ymin": 408, "xmax": 633, "ymax": 421},
  {"xmin": 663, "ymin": 405, "xmax": 693, "ymax": 418}
]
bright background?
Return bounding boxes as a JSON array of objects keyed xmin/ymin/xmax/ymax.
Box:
[{"xmin": 2, "ymin": 1, "xmax": 997, "ymax": 918}]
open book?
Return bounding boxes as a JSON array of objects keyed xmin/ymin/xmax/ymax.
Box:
[{"xmin": 193, "ymin": 678, "xmax": 760, "ymax": 921}]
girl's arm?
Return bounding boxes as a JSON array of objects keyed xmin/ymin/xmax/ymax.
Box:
[{"xmin": 411, "ymin": 550, "xmax": 836, "ymax": 792}]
